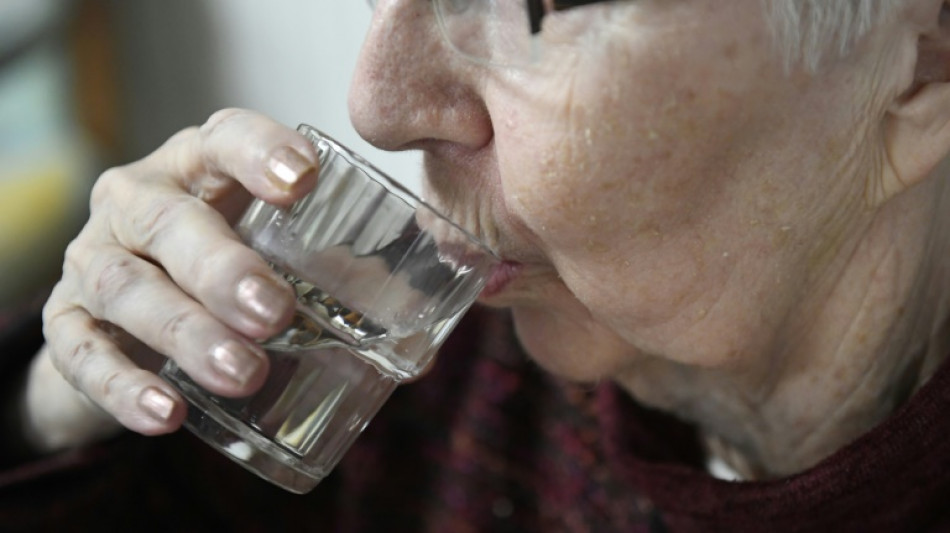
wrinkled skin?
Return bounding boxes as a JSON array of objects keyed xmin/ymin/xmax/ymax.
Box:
[{"xmin": 33, "ymin": 0, "xmax": 950, "ymax": 478}]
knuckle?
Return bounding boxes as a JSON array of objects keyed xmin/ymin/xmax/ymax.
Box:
[
  {"xmin": 62, "ymin": 221, "xmax": 114, "ymax": 279},
  {"xmin": 131, "ymin": 195, "xmax": 195, "ymax": 251},
  {"xmin": 41, "ymin": 285, "xmax": 73, "ymax": 327},
  {"xmin": 89, "ymin": 255, "xmax": 146, "ymax": 308},
  {"xmin": 157, "ymin": 307, "xmax": 200, "ymax": 351},
  {"xmin": 201, "ymin": 108, "xmax": 247, "ymax": 138},
  {"xmin": 145, "ymin": 126, "xmax": 201, "ymax": 175},
  {"xmin": 90, "ymin": 166, "xmax": 129, "ymax": 210},
  {"xmin": 163, "ymin": 125, "xmax": 200, "ymax": 147},
  {"xmin": 100, "ymin": 369, "xmax": 124, "ymax": 400},
  {"xmin": 57, "ymin": 328, "xmax": 129, "ymax": 407},
  {"xmin": 191, "ymin": 240, "xmax": 250, "ymax": 293},
  {"xmin": 61, "ymin": 338, "xmax": 99, "ymax": 392},
  {"xmin": 62, "ymin": 234, "xmax": 91, "ymax": 272}
]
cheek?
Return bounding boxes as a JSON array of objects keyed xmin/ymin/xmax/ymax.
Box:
[
  {"xmin": 489, "ymin": 33, "xmax": 782, "ymax": 351},
  {"xmin": 496, "ymin": 67, "xmax": 739, "ymax": 270},
  {"xmin": 493, "ymin": 2, "xmax": 779, "ymax": 259}
]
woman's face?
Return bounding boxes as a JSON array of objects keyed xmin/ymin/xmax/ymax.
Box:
[{"xmin": 350, "ymin": 0, "xmax": 895, "ymax": 388}]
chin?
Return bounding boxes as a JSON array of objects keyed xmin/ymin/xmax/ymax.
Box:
[{"xmin": 510, "ymin": 303, "xmax": 636, "ymax": 384}]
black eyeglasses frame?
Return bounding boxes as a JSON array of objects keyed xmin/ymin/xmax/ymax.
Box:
[{"xmin": 526, "ymin": 0, "xmax": 611, "ymax": 34}]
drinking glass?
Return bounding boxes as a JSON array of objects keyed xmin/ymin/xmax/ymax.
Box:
[{"xmin": 160, "ymin": 124, "xmax": 498, "ymax": 493}]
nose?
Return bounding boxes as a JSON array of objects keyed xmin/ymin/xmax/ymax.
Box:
[{"xmin": 348, "ymin": 0, "xmax": 493, "ymax": 153}]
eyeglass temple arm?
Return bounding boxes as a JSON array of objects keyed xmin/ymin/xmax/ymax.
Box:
[
  {"xmin": 527, "ymin": 0, "xmax": 617, "ymax": 35},
  {"xmin": 527, "ymin": 0, "xmax": 545, "ymax": 34}
]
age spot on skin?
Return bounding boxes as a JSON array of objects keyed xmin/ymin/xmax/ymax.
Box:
[
  {"xmin": 70, "ymin": 340, "xmax": 95, "ymax": 362},
  {"xmin": 64, "ymin": 339, "xmax": 98, "ymax": 390},
  {"xmin": 95, "ymin": 257, "xmax": 138, "ymax": 299},
  {"xmin": 159, "ymin": 309, "xmax": 196, "ymax": 345}
]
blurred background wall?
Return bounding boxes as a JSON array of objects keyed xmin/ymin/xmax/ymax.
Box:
[
  {"xmin": 0, "ymin": 0, "xmax": 93, "ymax": 316},
  {"xmin": 110, "ymin": 0, "xmax": 421, "ymax": 188},
  {"xmin": 0, "ymin": 0, "xmax": 421, "ymax": 324}
]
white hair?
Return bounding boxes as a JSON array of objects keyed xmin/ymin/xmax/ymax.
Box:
[{"xmin": 766, "ymin": 0, "xmax": 904, "ymax": 70}]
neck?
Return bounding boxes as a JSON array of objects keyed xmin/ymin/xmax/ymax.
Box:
[{"xmin": 623, "ymin": 169, "xmax": 950, "ymax": 479}]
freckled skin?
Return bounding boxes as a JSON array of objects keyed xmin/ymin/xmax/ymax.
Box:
[
  {"xmin": 479, "ymin": 2, "xmax": 874, "ymax": 375},
  {"xmin": 351, "ymin": 0, "xmax": 950, "ymax": 477}
]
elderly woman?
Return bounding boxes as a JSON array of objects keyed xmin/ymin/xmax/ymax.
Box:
[{"xmin": 4, "ymin": 0, "xmax": 950, "ymax": 530}]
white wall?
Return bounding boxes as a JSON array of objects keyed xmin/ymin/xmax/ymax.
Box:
[{"xmin": 112, "ymin": 0, "xmax": 422, "ymax": 192}]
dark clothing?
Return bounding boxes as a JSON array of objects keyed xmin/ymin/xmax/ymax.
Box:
[{"xmin": 2, "ymin": 307, "xmax": 949, "ymax": 532}]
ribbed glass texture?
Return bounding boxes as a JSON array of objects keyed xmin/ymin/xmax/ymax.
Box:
[
  {"xmin": 237, "ymin": 125, "xmax": 497, "ymax": 372},
  {"xmin": 161, "ymin": 125, "xmax": 497, "ymax": 493}
]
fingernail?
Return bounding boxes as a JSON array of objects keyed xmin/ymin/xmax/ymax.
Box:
[
  {"xmin": 211, "ymin": 340, "xmax": 265, "ymax": 386},
  {"xmin": 139, "ymin": 387, "xmax": 175, "ymax": 422},
  {"xmin": 265, "ymin": 146, "xmax": 315, "ymax": 190},
  {"xmin": 237, "ymin": 274, "xmax": 289, "ymax": 326}
]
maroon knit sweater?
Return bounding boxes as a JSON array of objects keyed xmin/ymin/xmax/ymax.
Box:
[{"xmin": 1, "ymin": 307, "xmax": 949, "ymax": 532}]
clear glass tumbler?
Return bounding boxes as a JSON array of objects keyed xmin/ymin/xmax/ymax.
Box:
[{"xmin": 160, "ymin": 124, "xmax": 498, "ymax": 493}]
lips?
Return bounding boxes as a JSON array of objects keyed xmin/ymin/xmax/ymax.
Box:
[{"xmin": 479, "ymin": 260, "xmax": 523, "ymax": 299}]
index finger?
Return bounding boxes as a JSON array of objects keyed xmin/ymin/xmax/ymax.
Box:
[{"xmin": 145, "ymin": 108, "xmax": 320, "ymax": 208}]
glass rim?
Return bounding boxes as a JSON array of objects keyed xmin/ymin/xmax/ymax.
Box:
[{"xmin": 296, "ymin": 123, "xmax": 500, "ymax": 262}]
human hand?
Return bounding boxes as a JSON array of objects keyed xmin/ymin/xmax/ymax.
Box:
[
  {"xmin": 38, "ymin": 109, "xmax": 319, "ymax": 442},
  {"xmin": 19, "ymin": 345, "xmax": 123, "ymax": 453}
]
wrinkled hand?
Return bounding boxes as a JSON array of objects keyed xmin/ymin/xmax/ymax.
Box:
[{"xmin": 37, "ymin": 110, "xmax": 319, "ymax": 444}]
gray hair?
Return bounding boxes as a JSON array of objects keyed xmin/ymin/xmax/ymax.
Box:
[{"xmin": 766, "ymin": 0, "xmax": 903, "ymax": 70}]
